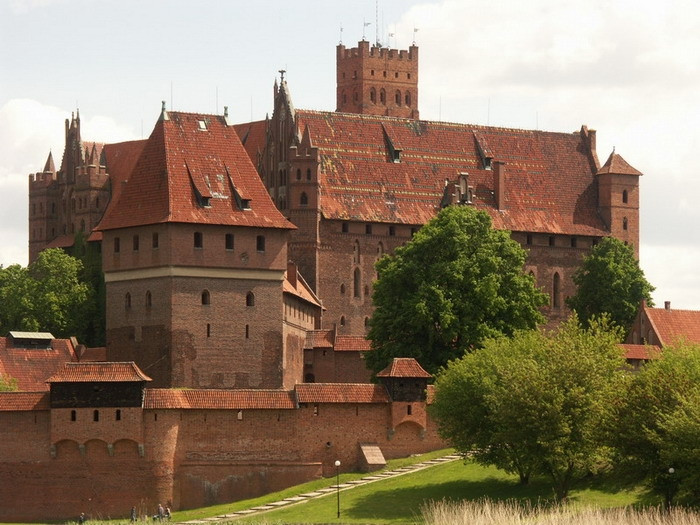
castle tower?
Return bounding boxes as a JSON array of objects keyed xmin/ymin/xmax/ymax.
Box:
[
  {"xmin": 596, "ymin": 150, "xmax": 642, "ymax": 257},
  {"xmin": 336, "ymin": 40, "xmax": 419, "ymax": 119},
  {"xmin": 98, "ymin": 106, "xmax": 296, "ymax": 389}
]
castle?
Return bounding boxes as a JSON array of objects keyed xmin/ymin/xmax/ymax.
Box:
[{"xmin": 3, "ymin": 39, "xmax": 643, "ymax": 522}]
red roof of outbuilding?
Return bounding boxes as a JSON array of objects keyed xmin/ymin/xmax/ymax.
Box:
[
  {"xmin": 620, "ymin": 344, "xmax": 661, "ymax": 361},
  {"xmin": 98, "ymin": 112, "xmax": 294, "ymax": 232},
  {"xmin": 304, "ymin": 329, "xmax": 335, "ymax": 349},
  {"xmin": 376, "ymin": 358, "xmax": 432, "ymax": 378},
  {"xmin": 644, "ymin": 306, "xmax": 700, "ymax": 347},
  {"xmin": 144, "ymin": 388, "xmax": 296, "ymax": 409},
  {"xmin": 0, "ymin": 392, "xmax": 50, "ymax": 411},
  {"xmin": 294, "ymin": 110, "xmax": 615, "ymax": 235},
  {"xmin": 295, "ymin": 383, "xmax": 390, "ymax": 403},
  {"xmin": 46, "ymin": 362, "xmax": 151, "ymax": 383},
  {"xmin": 334, "ymin": 336, "xmax": 372, "ymax": 352},
  {"xmin": 0, "ymin": 337, "xmax": 77, "ymax": 391}
]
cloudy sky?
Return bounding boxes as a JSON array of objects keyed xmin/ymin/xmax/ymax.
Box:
[{"xmin": 1, "ymin": 0, "xmax": 698, "ymax": 309}]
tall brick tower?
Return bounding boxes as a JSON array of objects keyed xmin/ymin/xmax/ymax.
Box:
[{"xmin": 336, "ymin": 40, "xmax": 419, "ymax": 118}]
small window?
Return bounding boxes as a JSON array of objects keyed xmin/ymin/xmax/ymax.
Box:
[
  {"xmin": 70, "ymin": 410, "xmax": 76, "ymax": 422},
  {"xmin": 237, "ymin": 410, "xmax": 243, "ymax": 421},
  {"xmin": 526, "ymin": 234, "xmax": 532, "ymax": 245},
  {"xmin": 225, "ymin": 233, "xmax": 234, "ymax": 250},
  {"xmin": 246, "ymin": 292, "xmax": 255, "ymax": 307},
  {"xmin": 152, "ymin": 232, "xmax": 159, "ymax": 249},
  {"xmin": 194, "ymin": 232, "xmax": 203, "ymax": 249},
  {"xmin": 371, "ymin": 69, "xmax": 375, "ymax": 76},
  {"xmin": 340, "ymin": 316, "xmax": 346, "ymax": 326},
  {"xmin": 245, "ymin": 324, "xmax": 249, "ymax": 339},
  {"xmin": 395, "ymin": 72, "xmax": 399, "ymax": 79},
  {"xmin": 340, "ymin": 284, "xmax": 346, "ymax": 295},
  {"xmin": 571, "ymin": 237, "xmax": 577, "ymax": 248},
  {"xmin": 207, "ymin": 323, "xmax": 211, "ymax": 337},
  {"xmin": 114, "ymin": 237, "xmax": 121, "ymax": 253},
  {"xmin": 380, "ymin": 89, "xmax": 386, "ymax": 104},
  {"xmin": 341, "ymin": 222, "xmax": 349, "ymax": 233},
  {"xmin": 410, "ymin": 227, "xmax": 417, "ymax": 237},
  {"xmin": 395, "ymin": 90, "xmax": 401, "ymax": 105},
  {"xmin": 623, "ymin": 217, "xmax": 628, "ymax": 231},
  {"xmin": 549, "ymin": 236, "xmax": 555, "ymax": 247},
  {"xmin": 313, "ymin": 404, "xmax": 319, "ymax": 416},
  {"xmin": 408, "ymin": 73, "xmax": 411, "ymax": 79},
  {"xmin": 383, "ymin": 71, "xmax": 387, "ymax": 78},
  {"xmin": 116, "ymin": 409, "xmax": 121, "ymax": 421},
  {"xmin": 145, "ymin": 291, "xmax": 152, "ymax": 308},
  {"xmin": 125, "ymin": 293, "xmax": 131, "ymax": 309},
  {"xmin": 300, "ymin": 192, "xmax": 308, "ymax": 206},
  {"xmin": 201, "ymin": 290, "xmax": 210, "ymax": 305},
  {"xmin": 407, "ymin": 405, "xmax": 412, "ymax": 415},
  {"xmin": 256, "ymin": 235, "xmax": 265, "ymax": 252},
  {"xmin": 370, "ymin": 88, "xmax": 376, "ymax": 103},
  {"xmin": 93, "ymin": 410, "xmax": 100, "ymax": 422},
  {"xmin": 241, "ymin": 199, "xmax": 251, "ymax": 209},
  {"xmin": 353, "ymin": 91, "xmax": 358, "ymax": 102},
  {"xmin": 198, "ymin": 120, "xmax": 207, "ymax": 130},
  {"xmin": 133, "ymin": 235, "xmax": 139, "ymax": 251},
  {"xmin": 354, "ymin": 268, "xmax": 361, "ymax": 297},
  {"xmin": 365, "ymin": 224, "xmax": 372, "ymax": 235},
  {"xmin": 389, "ymin": 226, "xmax": 396, "ymax": 236},
  {"xmin": 364, "ymin": 317, "xmax": 370, "ymax": 328},
  {"xmin": 622, "ymin": 189, "xmax": 629, "ymax": 204},
  {"xmin": 553, "ymin": 273, "xmax": 561, "ymax": 309},
  {"xmin": 405, "ymin": 92, "xmax": 411, "ymax": 106},
  {"xmin": 296, "ymin": 168, "xmax": 301, "ymax": 181}
]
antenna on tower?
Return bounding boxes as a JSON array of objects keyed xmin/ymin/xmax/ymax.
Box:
[
  {"xmin": 413, "ymin": 27, "xmax": 419, "ymax": 45},
  {"xmin": 339, "ymin": 24, "xmax": 343, "ymax": 44},
  {"xmin": 375, "ymin": 0, "xmax": 380, "ymax": 46},
  {"xmin": 363, "ymin": 18, "xmax": 371, "ymax": 41}
]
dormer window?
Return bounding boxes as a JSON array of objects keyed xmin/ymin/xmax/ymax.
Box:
[
  {"xmin": 201, "ymin": 196, "xmax": 211, "ymax": 207},
  {"xmin": 198, "ymin": 120, "xmax": 208, "ymax": 131},
  {"xmin": 241, "ymin": 199, "xmax": 251, "ymax": 209}
]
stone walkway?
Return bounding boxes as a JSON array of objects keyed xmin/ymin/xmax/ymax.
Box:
[{"xmin": 178, "ymin": 453, "xmax": 462, "ymax": 523}]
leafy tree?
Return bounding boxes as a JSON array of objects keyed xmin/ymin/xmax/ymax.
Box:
[
  {"xmin": 367, "ymin": 206, "xmax": 547, "ymax": 375},
  {"xmin": 0, "ymin": 373, "xmax": 18, "ymax": 392},
  {"xmin": 430, "ymin": 315, "xmax": 625, "ymax": 500},
  {"xmin": 0, "ymin": 248, "xmax": 91, "ymax": 339},
  {"xmin": 612, "ymin": 343, "xmax": 700, "ymax": 505},
  {"xmin": 566, "ymin": 237, "xmax": 654, "ymax": 332},
  {"xmin": 72, "ymin": 232, "xmax": 106, "ymax": 346}
]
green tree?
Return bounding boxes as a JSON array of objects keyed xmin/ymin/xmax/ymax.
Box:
[
  {"xmin": 367, "ymin": 206, "xmax": 547, "ymax": 375},
  {"xmin": 612, "ymin": 343, "xmax": 700, "ymax": 506},
  {"xmin": 72, "ymin": 232, "xmax": 106, "ymax": 346},
  {"xmin": 0, "ymin": 373, "xmax": 18, "ymax": 392},
  {"xmin": 0, "ymin": 249, "xmax": 91, "ymax": 339},
  {"xmin": 430, "ymin": 315, "xmax": 625, "ymax": 500},
  {"xmin": 566, "ymin": 237, "xmax": 654, "ymax": 332}
]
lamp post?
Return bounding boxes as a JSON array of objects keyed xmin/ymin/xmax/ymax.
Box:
[
  {"xmin": 334, "ymin": 460, "xmax": 341, "ymax": 519},
  {"xmin": 666, "ymin": 467, "xmax": 675, "ymax": 511}
]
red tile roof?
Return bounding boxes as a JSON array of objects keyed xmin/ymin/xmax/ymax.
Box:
[
  {"xmin": 234, "ymin": 119, "xmax": 268, "ymax": 164},
  {"xmin": 376, "ymin": 358, "xmax": 432, "ymax": 378},
  {"xmin": 44, "ymin": 234, "xmax": 75, "ymax": 249},
  {"xmin": 597, "ymin": 152, "xmax": 643, "ymax": 176},
  {"xmin": 284, "ymin": 268, "xmax": 322, "ymax": 308},
  {"xmin": 102, "ymin": 139, "xmax": 148, "ymax": 210},
  {"xmin": 620, "ymin": 344, "xmax": 661, "ymax": 361},
  {"xmin": 144, "ymin": 388, "xmax": 296, "ymax": 409},
  {"xmin": 295, "ymin": 383, "xmax": 390, "ymax": 403},
  {"xmin": 644, "ymin": 306, "xmax": 700, "ymax": 347},
  {"xmin": 46, "ymin": 362, "xmax": 151, "ymax": 383},
  {"xmin": 295, "ymin": 110, "xmax": 615, "ymax": 235},
  {"xmin": 334, "ymin": 336, "xmax": 372, "ymax": 352},
  {"xmin": 98, "ymin": 112, "xmax": 294, "ymax": 232},
  {"xmin": 0, "ymin": 392, "xmax": 50, "ymax": 411},
  {"xmin": 304, "ymin": 329, "xmax": 335, "ymax": 349},
  {"xmin": 0, "ymin": 337, "xmax": 77, "ymax": 391}
]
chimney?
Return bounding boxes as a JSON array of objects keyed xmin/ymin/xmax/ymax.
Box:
[
  {"xmin": 664, "ymin": 301, "xmax": 671, "ymax": 311},
  {"xmin": 494, "ymin": 161, "xmax": 506, "ymax": 210},
  {"xmin": 287, "ymin": 261, "xmax": 297, "ymax": 289}
]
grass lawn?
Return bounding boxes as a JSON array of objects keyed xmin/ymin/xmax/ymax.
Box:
[{"xmin": 229, "ymin": 457, "xmax": 651, "ymax": 524}]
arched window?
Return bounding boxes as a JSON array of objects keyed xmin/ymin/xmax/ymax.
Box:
[
  {"xmin": 145, "ymin": 291, "xmax": 152, "ymax": 308},
  {"xmin": 622, "ymin": 189, "xmax": 628, "ymax": 204},
  {"xmin": 353, "ymin": 240, "xmax": 360, "ymax": 264},
  {"xmin": 246, "ymin": 292, "xmax": 255, "ymax": 307},
  {"xmin": 395, "ymin": 90, "xmax": 401, "ymax": 105},
  {"xmin": 364, "ymin": 317, "xmax": 370, "ymax": 328},
  {"xmin": 377, "ymin": 242, "xmax": 384, "ymax": 257},
  {"xmin": 552, "ymin": 273, "xmax": 561, "ymax": 309},
  {"xmin": 370, "ymin": 87, "xmax": 376, "ymax": 103},
  {"xmin": 201, "ymin": 290, "xmax": 210, "ymax": 305},
  {"xmin": 340, "ymin": 284, "xmax": 346, "ymax": 295},
  {"xmin": 380, "ymin": 89, "xmax": 386, "ymax": 104},
  {"xmin": 354, "ymin": 268, "xmax": 361, "ymax": 297},
  {"xmin": 300, "ymin": 192, "xmax": 308, "ymax": 206},
  {"xmin": 405, "ymin": 91, "xmax": 411, "ymax": 106},
  {"xmin": 125, "ymin": 293, "xmax": 131, "ymax": 309},
  {"xmin": 340, "ymin": 316, "xmax": 346, "ymax": 326},
  {"xmin": 306, "ymin": 168, "xmax": 312, "ymax": 180}
]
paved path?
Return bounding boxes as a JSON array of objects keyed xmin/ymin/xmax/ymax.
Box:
[{"xmin": 178, "ymin": 453, "xmax": 462, "ymax": 523}]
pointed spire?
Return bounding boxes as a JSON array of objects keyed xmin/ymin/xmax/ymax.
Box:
[
  {"xmin": 43, "ymin": 151, "xmax": 55, "ymax": 173},
  {"xmin": 597, "ymin": 151, "xmax": 643, "ymax": 176},
  {"xmin": 89, "ymin": 143, "xmax": 98, "ymax": 165}
]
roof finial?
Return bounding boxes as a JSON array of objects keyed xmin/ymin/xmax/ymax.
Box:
[
  {"xmin": 279, "ymin": 69, "xmax": 286, "ymax": 82},
  {"xmin": 223, "ymin": 105, "xmax": 233, "ymax": 126},
  {"xmin": 160, "ymin": 100, "xmax": 169, "ymax": 121}
]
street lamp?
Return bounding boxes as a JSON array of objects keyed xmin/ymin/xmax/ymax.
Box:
[
  {"xmin": 666, "ymin": 467, "xmax": 675, "ymax": 511},
  {"xmin": 334, "ymin": 460, "xmax": 341, "ymax": 518}
]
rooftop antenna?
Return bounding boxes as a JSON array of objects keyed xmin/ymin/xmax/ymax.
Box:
[
  {"xmin": 170, "ymin": 81, "xmax": 173, "ymax": 112},
  {"xmin": 216, "ymin": 86, "xmax": 219, "ymax": 114},
  {"xmin": 388, "ymin": 30, "xmax": 395, "ymax": 48},
  {"xmin": 339, "ymin": 24, "xmax": 343, "ymax": 44},
  {"xmin": 413, "ymin": 27, "xmax": 419, "ymax": 45},
  {"xmin": 375, "ymin": 0, "xmax": 380, "ymax": 46},
  {"xmin": 363, "ymin": 18, "xmax": 371, "ymax": 41}
]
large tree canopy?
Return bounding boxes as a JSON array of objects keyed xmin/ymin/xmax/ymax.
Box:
[
  {"xmin": 430, "ymin": 316, "xmax": 625, "ymax": 501},
  {"xmin": 366, "ymin": 205, "xmax": 547, "ymax": 375},
  {"xmin": 566, "ymin": 237, "xmax": 654, "ymax": 332},
  {"xmin": 612, "ymin": 342, "xmax": 700, "ymax": 505},
  {"xmin": 0, "ymin": 248, "xmax": 91, "ymax": 339}
]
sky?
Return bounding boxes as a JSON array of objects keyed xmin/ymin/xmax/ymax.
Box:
[{"xmin": 1, "ymin": 0, "xmax": 699, "ymax": 309}]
